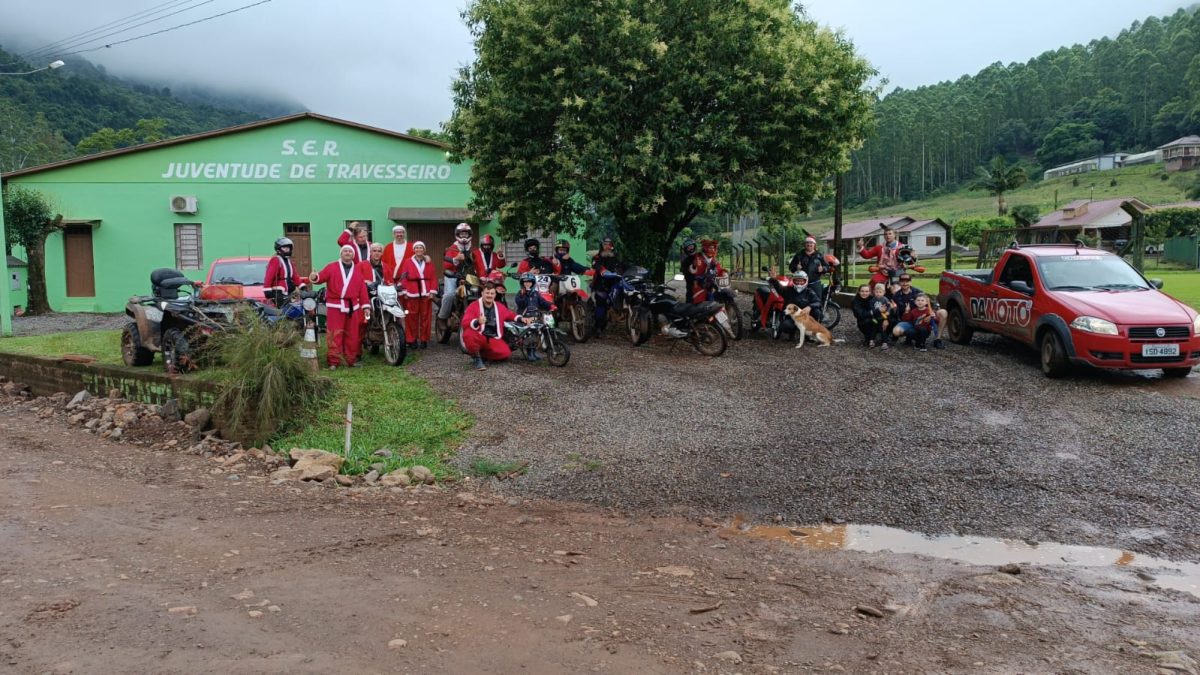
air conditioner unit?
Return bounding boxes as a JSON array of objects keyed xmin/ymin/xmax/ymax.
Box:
[{"xmin": 170, "ymin": 195, "xmax": 198, "ymax": 214}]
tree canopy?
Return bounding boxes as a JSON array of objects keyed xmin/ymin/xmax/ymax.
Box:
[
  {"xmin": 448, "ymin": 0, "xmax": 874, "ymax": 277},
  {"xmin": 970, "ymin": 156, "xmax": 1028, "ymax": 216},
  {"xmin": 2, "ymin": 184, "xmax": 61, "ymax": 315}
]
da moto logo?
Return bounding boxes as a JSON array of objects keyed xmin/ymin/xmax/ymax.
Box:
[{"xmin": 970, "ymin": 297, "xmax": 1033, "ymax": 327}]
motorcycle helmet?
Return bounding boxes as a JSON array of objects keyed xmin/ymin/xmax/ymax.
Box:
[
  {"xmin": 480, "ymin": 234, "xmax": 495, "ymax": 251},
  {"xmin": 897, "ymin": 245, "xmax": 916, "ymax": 266},
  {"xmin": 701, "ymin": 239, "xmax": 718, "ymax": 256},
  {"xmin": 274, "ymin": 237, "xmax": 294, "ymax": 255},
  {"xmin": 524, "ymin": 238, "xmax": 540, "ymax": 255},
  {"xmin": 792, "ymin": 270, "xmax": 809, "ymax": 286},
  {"xmin": 824, "ymin": 253, "xmax": 840, "ymax": 267},
  {"xmin": 454, "ymin": 222, "xmax": 472, "ymax": 241},
  {"xmin": 555, "ymin": 239, "xmax": 570, "ymax": 254},
  {"xmin": 519, "ymin": 272, "xmax": 537, "ymax": 289},
  {"xmin": 681, "ymin": 238, "xmax": 696, "ymax": 256}
]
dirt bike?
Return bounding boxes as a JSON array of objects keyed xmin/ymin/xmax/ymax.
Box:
[
  {"xmin": 503, "ymin": 305, "xmax": 571, "ymax": 367},
  {"xmin": 589, "ymin": 266, "xmax": 650, "ymax": 342},
  {"xmin": 630, "ymin": 284, "xmax": 728, "ymax": 357},
  {"xmin": 699, "ymin": 268, "xmax": 743, "ymax": 340},
  {"xmin": 433, "ymin": 268, "xmax": 483, "ymax": 345},
  {"xmin": 553, "ymin": 271, "xmax": 593, "ymax": 343},
  {"xmin": 121, "ymin": 268, "xmax": 241, "ymax": 373},
  {"xmin": 816, "ymin": 254, "xmax": 842, "ymax": 330},
  {"xmin": 361, "ymin": 282, "xmax": 408, "ymax": 366}
]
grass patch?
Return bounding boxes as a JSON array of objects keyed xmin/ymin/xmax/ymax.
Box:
[
  {"xmin": 0, "ymin": 329, "xmax": 123, "ymax": 364},
  {"xmin": 469, "ymin": 456, "xmax": 528, "ymax": 477},
  {"xmin": 273, "ymin": 358, "xmax": 471, "ymax": 477}
]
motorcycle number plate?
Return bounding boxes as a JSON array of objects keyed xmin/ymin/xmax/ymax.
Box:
[
  {"xmin": 536, "ymin": 275, "xmax": 553, "ymax": 293},
  {"xmin": 716, "ymin": 309, "xmax": 730, "ymax": 325},
  {"xmin": 717, "ymin": 276, "xmax": 731, "ymax": 288},
  {"xmin": 560, "ymin": 275, "xmax": 581, "ymax": 293}
]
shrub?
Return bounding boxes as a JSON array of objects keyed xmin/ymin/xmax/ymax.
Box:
[{"xmin": 210, "ymin": 318, "xmax": 329, "ymax": 445}]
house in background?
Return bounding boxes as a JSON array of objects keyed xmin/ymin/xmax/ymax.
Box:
[
  {"xmin": 1159, "ymin": 135, "xmax": 1200, "ymax": 172},
  {"xmin": 818, "ymin": 215, "xmax": 951, "ymax": 258},
  {"xmin": 1122, "ymin": 148, "xmax": 1163, "ymax": 167},
  {"xmin": 7, "ymin": 255, "xmax": 26, "ymax": 314},
  {"xmin": 1031, "ymin": 197, "xmax": 1151, "ymax": 245},
  {"xmin": 1043, "ymin": 153, "xmax": 1130, "ymax": 180}
]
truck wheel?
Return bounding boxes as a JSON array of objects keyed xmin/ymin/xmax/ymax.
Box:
[
  {"xmin": 1162, "ymin": 367, "xmax": 1192, "ymax": 379},
  {"xmin": 947, "ymin": 304, "xmax": 974, "ymax": 345},
  {"xmin": 1039, "ymin": 330, "xmax": 1070, "ymax": 378},
  {"xmin": 121, "ymin": 322, "xmax": 154, "ymax": 366}
]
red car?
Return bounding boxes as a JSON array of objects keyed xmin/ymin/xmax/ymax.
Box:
[
  {"xmin": 939, "ymin": 244, "xmax": 1200, "ymax": 378},
  {"xmin": 199, "ymin": 256, "xmax": 270, "ymax": 302}
]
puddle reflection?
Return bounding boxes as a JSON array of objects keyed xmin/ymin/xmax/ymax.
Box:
[{"xmin": 722, "ymin": 519, "xmax": 1200, "ymax": 598}]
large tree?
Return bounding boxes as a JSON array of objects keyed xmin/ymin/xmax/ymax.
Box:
[
  {"xmin": 2, "ymin": 185, "xmax": 62, "ymax": 315},
  {"xmin": 448, "ymin": 0, "xmax": 874, "ymax": 279},
  {"xmin": 970, "ymin": 156, "xmax": 1027, "ymax": 216}
]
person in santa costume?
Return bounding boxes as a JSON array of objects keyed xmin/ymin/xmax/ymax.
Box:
[
  {"xmin": 398, "ymin": 241, "xmax": 436, "ymax": 349},
  {"xmin": 687, "ymin": 239, "xmax": 726, "ymax": 304},
  {"xmin": 471, "ymin": 234, "xmax": 507, "ymax": 278},
  {"xmin": 263, "ymin": 237, "xmax": 306, "ymax": 307},
  {"xmin": 460, "ymin": 278, "xmax": 530, "ymax": 370},
  {"xmin": 310, "ymin": 245, "xmax": 371, "ymax": 369},
  {"xmin": 337, "ymin": 221, "xmax": 371, "ymax": 263},
  {"xmin": 358, "ymin": 243, "xmax": 387, "ymax": 285},
  {"xmin": 381, "ymin": 225, "xmax": 413, "ymax": 285}
]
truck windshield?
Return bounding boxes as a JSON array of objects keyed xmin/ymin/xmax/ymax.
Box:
[
  {"xmin": 1036, "ymin": 255, "xmax": 1150, "ymax": 291},
  {"xmin": 210, "ymin": 261, "xmax": 267, "ymax": 286}
]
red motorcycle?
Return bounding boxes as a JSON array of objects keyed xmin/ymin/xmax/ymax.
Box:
[{"xmin": 750, "ymin": 268, "xmax": 797, "ymax": 341}]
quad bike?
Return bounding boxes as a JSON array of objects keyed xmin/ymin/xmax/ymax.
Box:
[
  {"xmin": 121, "ymin": 268, "xmax": 241, "ymax": 373},
  {"xmin": 361, "ymin": 282, "xmax": 408, "ymax": 366}
]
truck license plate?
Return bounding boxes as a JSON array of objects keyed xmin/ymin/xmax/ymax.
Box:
[{"xmin": 1141, "ymin": 343, "xmax": 1180, "ymax": 357}]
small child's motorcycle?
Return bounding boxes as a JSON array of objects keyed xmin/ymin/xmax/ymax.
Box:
[{"xmin": 503, "ymin": 306, "xmax": 571, "ymax": 367}]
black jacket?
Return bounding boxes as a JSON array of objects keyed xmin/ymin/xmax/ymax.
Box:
[
  {"xmin": 772, "ymin": 278, "xmax": 820, "ymax": 312},
  {"xmin": 851, "ymin": 295, "xmax": 874, "ymax": 323},
  {"xmin": 788, "ymin": 250, "xmax": 827, "ymax": 280},
  {"xmin": 555, "ymin": 253, "xmax": 589, "ymax": 275}
]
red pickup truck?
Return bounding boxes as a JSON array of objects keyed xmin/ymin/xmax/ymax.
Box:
[{"xmin": 938, "ymin": 244, "xmax": 1200, "ymax": 378}]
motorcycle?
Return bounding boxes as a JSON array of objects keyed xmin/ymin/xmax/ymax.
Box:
[
  {"xmin": 503, "ymin": 305, "xmax": 571, "ymax": 367},
  {"xmin": 121, "ymin": 268, "xmax": 241, "ymax": 373},
  {"xmin": 699, "ymin": 267, "xmax": 743, "ymax": 340},
  {"xmin": 433, "ymin": 268, "xmax": 483, "ymax": 344},
  {"xmin": 629, "ymin": 284, "xmax": 727, "ymax": 356},
  {"xmin": 867, "ymin": 245, "xmax": 926, "ymax": 286},
  {"xmin": 749, "ymin": 268, "xmax": 798, "ymax": 342},
  {"xmin": 589, "ymin": 266, "xmax": 651, "ymax": 343},
  {"xmin": 816, "ymin": 254, "xmax": 842, "ymax": 330},
  {"xmin": 361, "ymin": 282, "xmax": 408, "ymax": 366},
  {"xmin": 553, "ymin": 271, "xmax": 593, "ymax": 343}
]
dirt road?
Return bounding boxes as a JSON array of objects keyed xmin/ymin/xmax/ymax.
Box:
[{"xmin": 1, "ymin": 405, "xmax": 1196, "ymax": 673}]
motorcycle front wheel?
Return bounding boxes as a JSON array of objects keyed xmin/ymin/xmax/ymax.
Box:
[
  {"xmin": 724, "ymin": 300, "xmax": 744, "ymax": 341},
  {"xmin": 383, "ymin": 318, "xmax": 406, "ymax": 366},
  {"xmin": 567, "ymin": 301, "xmax": 590, "ymax": 343},
  {"xmin": 690, "ymin": 322, "xmax": 727, "ymax": 357},
  {"xmin": 631, "ymin": 306, "xmax": 653, "ymax": 346},
  {"xmin": 540, "ymin": 331, "xmax": 571, "ymax": 367},
  {"xmin": 820, "ymin": 302, "xmax": 841, "ymax": 330}
]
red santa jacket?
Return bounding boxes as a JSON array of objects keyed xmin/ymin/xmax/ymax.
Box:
[
  {"xmin": 462, "ymin": 297, "xmax": 517, "ymax": 339},
  {"xmin": 314, "ymin": 260, "xmax": 369, "ymax": 314},
  {"xmin": 472, "ymin": 248, "xmax": 507, "ymax": 277},
  {"xmin": 357, "ymin": 260, "xmax": 385, "ymax": 285},
  {"xmin": 443, "ymin": 242, "xmax": 471, "ymax": 273},
  {"xmin": 337, "ymin": 229, "xmax": 370, "ymax": 263},
  {"xmin": 399, "ymin": 256, "xmax": 437, "ymax": 298},
  {"xmin": 263, "ymin": 255, "xmax": 305, "ymax": 295},
  {"xmin": 689, "ymin": 254, "xmax": 726, "ymax": 279},
  {"xmin": 381, "ymin": 240, "xmax": 413, "ymax": 285}
]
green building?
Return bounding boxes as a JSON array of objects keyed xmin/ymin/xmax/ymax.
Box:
[{"xmin": 1, "ymin": 113, "xmax": 572, "ymax": 314}]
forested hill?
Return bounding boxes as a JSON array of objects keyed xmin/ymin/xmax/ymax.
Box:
[
  {"xmin": 845, "ymin": 6, "xmax": 1200, "ymax": 210},
  {"xmin": 0, "ymin": 45, "xmax": 298, "ymax": 173}
]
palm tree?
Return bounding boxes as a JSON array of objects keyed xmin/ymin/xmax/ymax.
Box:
[{"xmin": 971, "ymin": 156, "xmax": 1027, "ymax": 216}]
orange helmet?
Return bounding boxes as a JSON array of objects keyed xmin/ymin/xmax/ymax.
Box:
[{"xmin": 701, "ymin": 239, "xmax": 718, "ymax": 256}]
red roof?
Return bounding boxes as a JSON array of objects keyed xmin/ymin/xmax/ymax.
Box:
[
  {"xmin": 1032, "ymin": 198, "xmax": 1150, "ymax": 229},
  {"xmin": 818, "ymin": 216, "xmax": 912, "ymax": 241}
]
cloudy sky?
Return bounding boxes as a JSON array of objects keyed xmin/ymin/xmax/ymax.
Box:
[{"xmin": 0, "ymin": 0, "xmax": 1190, "ymax": 132}]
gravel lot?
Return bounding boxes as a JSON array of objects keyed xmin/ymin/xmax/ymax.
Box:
[
  {"xmin": 411, "ymin": 300, "xmax": 1200, "ymax": 563},
  {"xmin": 10, "ymin": 312, "xmax": 126, "ymax": 336}
]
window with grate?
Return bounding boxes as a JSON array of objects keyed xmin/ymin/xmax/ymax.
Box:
[
  {"xmin": 503, "ymin": 232, "xmax": 557, "ymax": 262},
  {"xmin": 926, "ymin": 236, "xmax": 942, "ymax": 247},
  {"xmin": 174, "ymin": 223, "xmax": 203, "ymax": 270}
]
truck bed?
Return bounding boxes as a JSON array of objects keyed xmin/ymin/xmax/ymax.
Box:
[{"xmin": 944, "ymin": 269, "xmax": 993, "ymax": 284}]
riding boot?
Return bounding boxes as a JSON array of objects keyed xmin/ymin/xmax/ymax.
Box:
[
  {"xmin": 525, "ymin": 347, "xmax": 541, "ymax": 362},
  {"xmin": 436, "ymin": 317, "xmax": 451, "ymax": 344}
]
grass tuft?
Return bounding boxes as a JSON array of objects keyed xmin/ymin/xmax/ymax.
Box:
[{"xmin": 469, "ymin": 457, "xmax": 527, "ymax": 478}]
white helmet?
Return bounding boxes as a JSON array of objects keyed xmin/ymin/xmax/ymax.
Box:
[{"xmin": 454, "ymin": 223, "xmax": 472, "ymax": 241}]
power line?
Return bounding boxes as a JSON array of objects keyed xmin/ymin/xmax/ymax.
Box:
[
  {"xmin": 24, "ymin": 0, "xmax": 224, "ymax": 62},
  {"xmin": 19, "ymin": 0, "xmax": 207, "ymax": 61}
]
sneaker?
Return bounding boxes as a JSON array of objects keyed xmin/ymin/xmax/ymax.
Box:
[
  {"xmin": 328, "ymin": 365, "xmax": 337, "ymax": 371},
  {"xmin": 473, "ymin": 356, "xmax": 486, "ymax": 371},
  {"xmin": 917, "ymin": 342, "xmax": 928, "ymax": 352},
  {"xmin": 933, "ymin": 339, "xmax": 945, "ymax": 349},
  {"xmin": 880, "ymin": 342, "xmax": 890, "ymax": 350},
  {"xmin": 868, "ymin": 340, "xmax": 876, "ymax": 348}
]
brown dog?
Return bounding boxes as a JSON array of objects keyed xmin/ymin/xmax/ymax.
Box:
[{"xmin": 784, "ymin": 304, "xmax": 835, "ymax": 348}]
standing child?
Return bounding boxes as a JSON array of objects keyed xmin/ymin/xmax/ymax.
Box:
[
  {"xmin": 399, "ymin": 241, "xmax": 436, "ymax": 349},
  {"xmin": 868, "ymin": 283, "xmax": 895, "ymax": 349},
  {"xmin": 902, "ymin": 294, "xmax": 937, "ymax": 351}
]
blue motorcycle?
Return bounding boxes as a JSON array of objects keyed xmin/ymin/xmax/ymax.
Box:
[{"xmin": 590, "ymin": 266, "xmax": 649, "ymax": 342}]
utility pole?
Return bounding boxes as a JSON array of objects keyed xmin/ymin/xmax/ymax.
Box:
[{"xmin": 833, "ymin": 173, "xmax": 844, "ymax": 268}]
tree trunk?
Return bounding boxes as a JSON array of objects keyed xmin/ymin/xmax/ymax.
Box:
[
  {"xmin": 25, "ymin": 236, "xmax": 51, "ymax": 315},
  {"xmin": 997, "ymin": 192, "xmax": 1007, "ymax": 217}
]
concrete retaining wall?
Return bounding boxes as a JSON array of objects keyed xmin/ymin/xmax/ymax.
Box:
[{"xmin": 0, "ymin": 352, "xmax": 217, "ymax": 412}]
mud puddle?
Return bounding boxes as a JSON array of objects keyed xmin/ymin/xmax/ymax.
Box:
[{"xmin": 723, "ymin": 520, "xmax": 1200, "ymax": 598}]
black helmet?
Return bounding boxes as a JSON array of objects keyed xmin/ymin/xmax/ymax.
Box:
[
  {"xmin": 524, "ymin": 238, "xmax": 540, "ymax": 253},
  {"xmin": 555, "ymin": 239, "xmax": 569, "ymax": 252},
  {"xmin": 274, "ymin": 237, "xmax": 294, "ymax": 255},
  {"xmin": 519, "ymin": 272, "xmax": 537, "ymax": 287},
  {"xmin": 682, "ymin": 238, "xmax": 696, "ymax": 255}
]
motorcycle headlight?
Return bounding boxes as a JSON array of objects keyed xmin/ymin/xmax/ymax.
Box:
[
  {"xmin": 303, "ymin": 298, "xmax": 316, "ymax": 311},
  {"xmin": 1193, "ymin": 314, "xmax": 1200, "ymax": 336},
  {"xmin": 1070, "ymin": 316, "xmax": 1118, "ymax": 336}
]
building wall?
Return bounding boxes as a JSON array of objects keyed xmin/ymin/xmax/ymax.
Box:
[
  {"xmin": 5, "ymin": 118, "xmax": 578, "ymax": 312},
  {"xmin": 9, "ymin": 267, "xmax": 27, "ymax": 312},
  {"xmin": 903, "ymin": 223, "xmax": 948, "ymax": 257}
]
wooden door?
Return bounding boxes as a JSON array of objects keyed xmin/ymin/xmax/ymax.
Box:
[
  {"xmin": 63, "ymin": 226, "xmax": 95, "ymax": 297},
  {"xmin": 284, "ymin": 223, "xmax": 312, "ymax": 277},
  {"xmin": 405, "ymin": 222, "xmax": 457, "ymax": 267}
]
